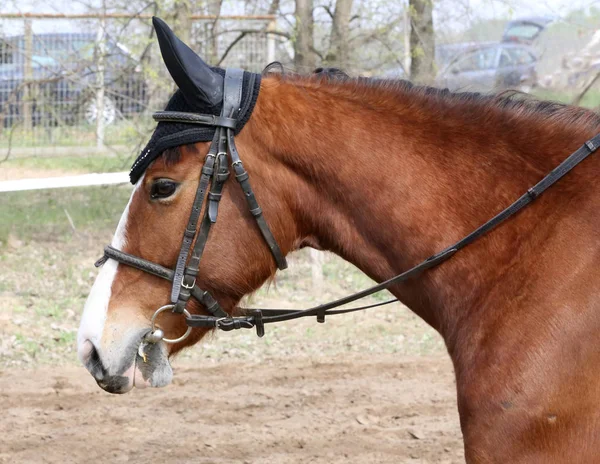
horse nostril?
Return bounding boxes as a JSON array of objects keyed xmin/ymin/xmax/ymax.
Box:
[
  {"xmin": 78, "ymin": 339, "xmax": 94, "ymax": 364},
  {"xmin": 80, "ymin": 340, "xmax": 105, "ymax": 381}
]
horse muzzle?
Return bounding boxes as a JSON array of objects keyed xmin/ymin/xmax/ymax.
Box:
[{"xmin": 78, "ymin": 330, "xmax": 173, "ymax": 394}]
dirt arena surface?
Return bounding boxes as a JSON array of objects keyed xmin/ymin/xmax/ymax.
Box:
[
  {"xmin": 0, "ymin": 355, "xmax": 463, "ymax": 464},
  {"xmin": 1, "ymin": 187, "xmax": 464, "ymax": 463}
]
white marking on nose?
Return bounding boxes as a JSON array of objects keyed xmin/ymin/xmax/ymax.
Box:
[{"xmin": 77, "ymin": 175, "xmax": 144, "ymax": 364}]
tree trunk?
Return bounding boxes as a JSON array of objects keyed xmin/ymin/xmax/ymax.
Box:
[
  {"xmin": 294, "ymin": 0, "xmax": 315, "ymax": 71},
  {"xmin": 268, "ymin": 0, "xmax": 280, "ymax": 15},
  {"xmin": 207, "ymin": 0, "xmax": 223, "ymax": 65},
  {"xmin": 171, "ymin": 0, "xmax": 192, "ymax": 43},
  {"xmin": 325, "ymin": 0, "xmax": 353, "ymax": 69},
  {"xmin": 409, "ymin": 0, "xmax": 434, "ymax": 83}
]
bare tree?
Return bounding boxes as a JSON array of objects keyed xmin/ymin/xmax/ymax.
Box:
[
  {"xmin": 294, "ymin": 0, "xmax": 316, "ymax": 71},
  {"xmin": 207, "ymin": 0, "xmax": 224, "ymax": 64},
  {"xmin": 325, "ymin": 0, "xmax": 354, "ymax": 69},
  {"xmin": 409, "ymin": 0, "xmax": 434, "ymax": 83},
  {"xmin": 171, "ymin": 0, "xmax": 193, "ymax": 43}
]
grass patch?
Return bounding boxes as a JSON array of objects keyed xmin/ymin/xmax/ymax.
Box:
[
  {"xmin": 0, "ymin": 185, "xmax": 132, "ymax": 243},
  {"xmin": 54, "ymin": 331, "xmax": 77, "ymax": 346},
  {"xmin": 1, "ymin": 152, "xmax": 134, "ymax": 173},
  {"xmin": 14, "ymin": 333, "xmax": 40, "ymax": 358},
  {"xmin": 0, "ymin": 185, "xmax": 129, "ymax": 366},
  {"xmin": 35, "ymin": 302, "xmax": 66, "ymax": 319}
]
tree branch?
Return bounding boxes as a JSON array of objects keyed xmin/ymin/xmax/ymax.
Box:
[
  {"xmin": 216, "ymin": 31, "xmax": 248, "ymax": 66},
  {"xmin": 572, "ymin": 71, "xmax": 600, "ymax": 106}
]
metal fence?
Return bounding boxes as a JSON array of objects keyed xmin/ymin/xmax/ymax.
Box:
[{"xmin": 0, "ymin": 13, "xmax": 277, "ymax": 157}]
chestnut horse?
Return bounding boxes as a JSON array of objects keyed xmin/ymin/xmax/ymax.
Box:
[{"xmin": 78, "ymin": 18, "xmax": 600, "ymax": 463}]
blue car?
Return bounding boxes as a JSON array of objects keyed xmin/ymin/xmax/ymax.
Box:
[{"xmin": 435, "ymin": 42, "xmax": 538, "ymax": 93}]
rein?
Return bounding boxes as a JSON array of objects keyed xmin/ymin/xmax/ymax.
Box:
[{"xmin": 96, "ymin": 67, "xmax": 600, "ymax": 342}]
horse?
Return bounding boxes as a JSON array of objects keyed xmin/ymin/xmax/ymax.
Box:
[{"xmin": 77, "ymin": 17, "xmax": 600, "ymax": 462}]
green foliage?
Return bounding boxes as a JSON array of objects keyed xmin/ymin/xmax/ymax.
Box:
[{"xmin": 0, "ymin": 185, "xmax": 132, "ymax": 244}]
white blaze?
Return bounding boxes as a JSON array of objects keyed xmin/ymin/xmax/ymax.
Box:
[{"xmin": 77, "ymin": 176, "xmax": 143, "ymax": 363}]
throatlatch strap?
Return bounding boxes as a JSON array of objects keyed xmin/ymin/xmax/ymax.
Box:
[
  {"xmin": 228, "ymin": 130, "xmax": 288, "ymax": 270},
  {"xmin": 222, "ymin": 68, "xmax": 287, "ymax": 270}
]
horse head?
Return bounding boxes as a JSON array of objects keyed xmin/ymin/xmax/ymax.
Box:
[{"xmin": 77, "ymin": 18, "xmax": 296, "ymax": 393}]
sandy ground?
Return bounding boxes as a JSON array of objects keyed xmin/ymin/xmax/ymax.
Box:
[
  {"xmin": 1, "ymin": 194, "xmax": 464, "ymax": 463},
  {"xmin": 0, "ymin": 355, "xmax": 463, "ymax": 464}
]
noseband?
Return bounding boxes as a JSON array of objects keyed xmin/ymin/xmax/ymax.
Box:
[{"xmin": 96, "ymin": 67, "xmax": 600, "ymax": 345}]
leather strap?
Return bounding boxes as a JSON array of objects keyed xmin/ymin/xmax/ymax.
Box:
[
  {"xmin": 98, "ymin": 245, "xmax": 228, "ymax": 318},
  {"xmin": 208, "ymin": 133, "xmax": 230, "ymax": 222},
  {"xmin": 221, "ymin": 68, "xmax": 287, "ymax": 270},
  {"xmin": 173, "ymin": 69, "xmax": 255, "ymax": 313},
  {"xmin": 153, "ymin": 111, "xmax": 237, "ymax": 129},
  {"xmin": 222, "ymin": 68, "xmax": 244, "ymax": 121},
  {"xmin": 169, "ymin": 69, "xmax": 287, "ymax": 313},
  {"xmin": 172, "ymin": 134, "xmax": 228, "ymax": 313},
  {"xmin": 228, "ymin": 132, "xmax": 287, "ymax": 270},
  {"xmin": 170, "ymin": 135, "xmax": 218, "ymax": 306},
  {"xmin": 98, "ymin": 67, "xmax": 288, "ymax": 321}
]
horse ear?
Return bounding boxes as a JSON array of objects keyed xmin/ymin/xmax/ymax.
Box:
[{"xmin": 152, "ymin": 16, "xmax": 223, "ymax": 108}]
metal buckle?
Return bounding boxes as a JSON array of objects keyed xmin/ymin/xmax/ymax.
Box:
[
  {"xmin": 144, "ymin": 304, "xmax": 192, "ymax": 344},
  {"xmin": 214, "ymin": 317, "xmax": 228, "ymax": 328},
  {"xmin": 181, "ymin": 276, "xmax": 196, "ymax": 289}
]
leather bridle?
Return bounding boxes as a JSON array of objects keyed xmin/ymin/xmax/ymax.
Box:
[{"xmin": 96, "ymin": 67, "xmax": 600, "ymax": 345}]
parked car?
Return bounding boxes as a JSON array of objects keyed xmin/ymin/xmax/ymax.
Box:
[
  {"xmin": 381, "ymin": 43, "xmax": 483, "ymax": 80},
  {"xmin": 0, "ymin": 32, "xmax": 148, "ymax": 128},
  {"xmin": 436, "ymin": 42, "xmax": 482, "ymax": 70},
  {"xmin": 501, "ymin": 17, "xmax": 554, "ymax": 45},
  {"xmin": 435, "ymin": 42, "xmax": 538, "ymax": 93}
]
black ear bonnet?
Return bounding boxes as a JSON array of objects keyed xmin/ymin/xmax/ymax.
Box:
[
  {"xmin": 129, "ymin": 17, "xmax": 261, "ymax": 184},
  {"xmin": 130, "ymin": 71, "xmax": 260, "ymax": 184}
]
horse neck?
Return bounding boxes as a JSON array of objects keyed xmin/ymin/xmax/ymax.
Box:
[{"xmin": 243, "ymin": 77, "xmax": 598, "ymax": 339}]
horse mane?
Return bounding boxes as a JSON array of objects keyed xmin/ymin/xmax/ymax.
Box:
[
  {"xmin": 262, "ymin": 63, "xmax": 600, "ymax": 133},
  {"xmin": 159, "ymin": 66, "xmax": 600, "ymax": 167}
]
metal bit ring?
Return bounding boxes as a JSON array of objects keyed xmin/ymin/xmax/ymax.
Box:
[{"xmin": 146, "ymin": 304, "xmax": 192, "ymax": 344}]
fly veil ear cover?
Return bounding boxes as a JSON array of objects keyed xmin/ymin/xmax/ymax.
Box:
[
  {"xmin": 152, "ymin": 17, "xmax": 223, "ymax": 109},
  {"xmin": 130, "ymin": 17, "xmax": 261, "ymax": 184}
]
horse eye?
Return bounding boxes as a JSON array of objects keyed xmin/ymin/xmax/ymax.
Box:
[{"xmin": 150, "ymin": 179, "xmax": 178, "ymax": 200}]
